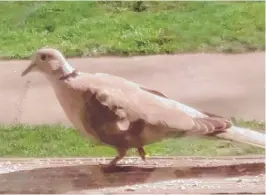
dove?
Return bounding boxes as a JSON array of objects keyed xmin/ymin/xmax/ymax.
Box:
[{"xmin": 21, "ymin": 48, "xmax": 265, "ymax": 166}]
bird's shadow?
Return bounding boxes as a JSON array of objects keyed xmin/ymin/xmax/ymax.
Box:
[{"xmin": 0, "ymin": 162, "xmax": 264, "ymax": 194}]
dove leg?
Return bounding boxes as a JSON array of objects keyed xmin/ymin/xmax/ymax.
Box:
[
  {"xmin": 137, "ymin": 147, "xmax": 146, "ymax": 161},
  {"xmin": 108, "ymin": 148, "xmax": 127, "ymax": 166}
]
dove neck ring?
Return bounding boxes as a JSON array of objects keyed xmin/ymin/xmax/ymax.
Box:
[
  {"xmin": 59, "ymin": 70, "xmax": 78, "ymax": 80},
  {"xmin": 59, "ymin": 61, "xmax": 78, "ymax": 80}
]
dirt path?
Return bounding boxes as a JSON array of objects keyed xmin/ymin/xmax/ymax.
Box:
[
  {"xmin": 0, "ymin": 156, "xmax": 264, "ymax": 194},
  {"xmin": 0, "ymin": 52, "xmax": 264, "ymax": 125}
]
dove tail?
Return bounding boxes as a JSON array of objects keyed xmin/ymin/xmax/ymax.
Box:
[
  {"xmin": 175, "ymin": 102, "xmax": 265, "ymax": 148},
  {"xmin": 215, "ymin": 126, "xmax": 265, "ymax": 148}
]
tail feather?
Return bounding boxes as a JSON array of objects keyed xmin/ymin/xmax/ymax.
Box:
[
  {"xmin": 175, "ymin": 102, "xmax": 265, "ymax": 148},
  {"xmin": 215, "ymin": 126, "xmax": 265, "ymax": 148}
]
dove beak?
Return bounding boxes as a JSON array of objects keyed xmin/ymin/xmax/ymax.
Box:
[{"xmin": 21, "ymin": 62, "xmax": 35, "ymax": 77}]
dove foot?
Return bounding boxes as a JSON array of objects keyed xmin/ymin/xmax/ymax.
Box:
[
  {"xmin": 109, "ymin": 148, "xmax": 128, "ymax": 166},
  {"xmin": 100, "ymin": 148, "xmax": 127, "ymax": 172},
  {"xmin": 137, "ymin": 147, "xmax": 147, "ymax": 162}
]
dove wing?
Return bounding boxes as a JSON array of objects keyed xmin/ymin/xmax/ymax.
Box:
[{"xmin": 79, "ymin": 74, "xmax": 231, "ymax": 141}]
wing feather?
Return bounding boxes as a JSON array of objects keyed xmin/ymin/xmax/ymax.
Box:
[{"xmin": 80, "ymin": 73, "xmax": 232, "ymax": 139}]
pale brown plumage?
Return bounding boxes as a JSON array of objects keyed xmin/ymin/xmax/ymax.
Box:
[{"xmin": 21, "ymin": 48, "xmax": 265, "ymax": 166}]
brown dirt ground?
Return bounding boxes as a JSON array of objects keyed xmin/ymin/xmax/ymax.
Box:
[
  {"xmin": 0, "ymin": 52, "xmax": 264, "ymax": 125},
  {"xmin": 0, "ymin": 156, "xmax": 265, "ymax": 194}
]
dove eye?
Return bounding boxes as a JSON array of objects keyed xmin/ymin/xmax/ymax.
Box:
[{"xmin": 40, "ymin": 54, "xmax": 47, "ymax": 62}]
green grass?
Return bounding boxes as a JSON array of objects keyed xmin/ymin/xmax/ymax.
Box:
[
  {"xmin": 0, "ymin": 119, "xmax": 264, "ymax": 157},
  {"xmin": 0, "ymin": 1, "xmax": 265, "ymax": 59}
]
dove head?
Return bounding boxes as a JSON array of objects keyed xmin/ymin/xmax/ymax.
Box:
[{"xmin": 21, "ymin": 48, "xmax": 75, "ymax": 79}]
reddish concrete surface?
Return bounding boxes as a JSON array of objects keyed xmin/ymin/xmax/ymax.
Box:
[
  {"xmin": 0, "ymin": 52, "xmax": 264, "ymax": 125},
  {"xmin": 0, "ymin": 156, "xmax": 264, "ymax": 194}
]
